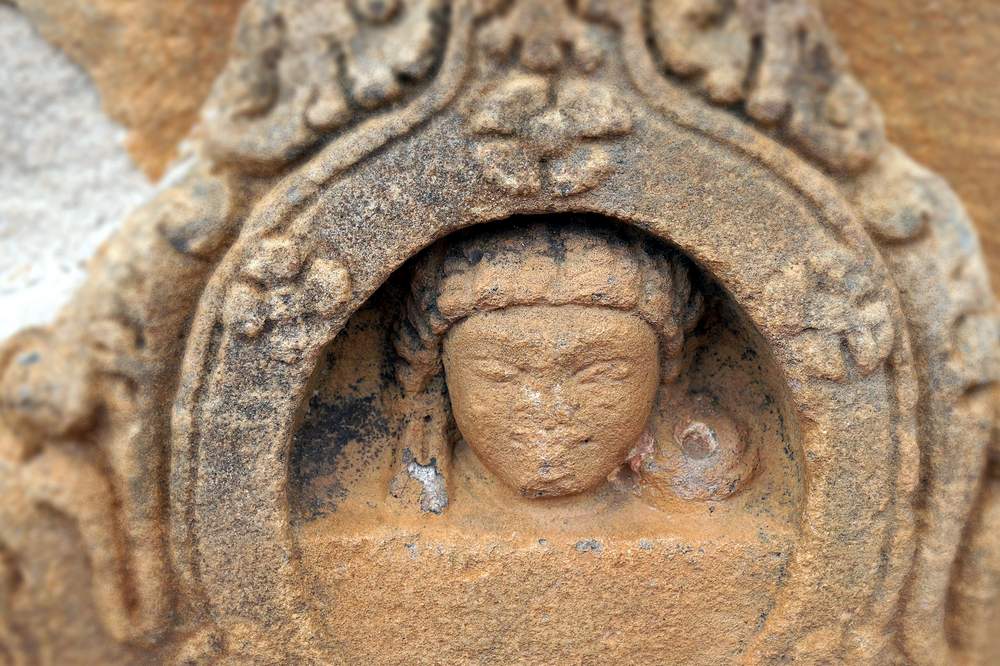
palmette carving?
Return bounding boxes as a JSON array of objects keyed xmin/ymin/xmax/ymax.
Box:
[
  {"xmin": 645, "ymin": 0, "xmax": 885, "ymax": 172},
  {"xmin": 0, "ymin": 0, "xmax": 996, "ymax": 664},
  {"xmin": 203, "ymin": 0, "xmax": 445, "ymax": 170}
]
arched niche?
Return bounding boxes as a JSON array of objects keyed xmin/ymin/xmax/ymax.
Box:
[
  {"xmin": 170, "ymin": 98, "xmax": 917, "ymax": 661},
  {"xmin": 286, "ymin": 212, "xmax": 803, "ymax": 661}
]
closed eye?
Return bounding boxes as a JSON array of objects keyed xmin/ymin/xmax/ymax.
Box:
[
  {"xmin": 573, "ymin": 359, "xmax": 634, "ymax": 383},
  {"xmin": 471, "ymin": 358, "xmax": 520, "ymax": 382}
]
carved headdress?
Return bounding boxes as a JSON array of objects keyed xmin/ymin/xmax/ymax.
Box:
[{"xmin": 397, "ymin": 220, "xmax": 703, "ymax": 390}]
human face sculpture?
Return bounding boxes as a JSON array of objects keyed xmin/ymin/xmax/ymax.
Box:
[{"xmin": 442, "ymin": 304, "xmax": 660, "ymax": 497}]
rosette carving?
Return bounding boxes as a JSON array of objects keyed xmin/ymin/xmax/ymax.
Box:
[{"xmin": 466, "ymin": 74, "xmax": 632, "ymax": 196}]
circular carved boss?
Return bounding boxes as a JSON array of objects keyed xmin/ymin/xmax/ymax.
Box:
[{"xmin": 169, "ymin": 49, "xmax": 917, "ymax": 666}]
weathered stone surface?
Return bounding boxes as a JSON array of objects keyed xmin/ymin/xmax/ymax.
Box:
[
  {"xmin": 16, "ymin": 0, "xmax": 1000, "ymax": 286},
  {"xmin": 0, "ymin": 1, "xmax": 997, "ymax": 664},
  {"xmin": 15, "ymin": 0, "xmax": 1000, "ymax": 290}
]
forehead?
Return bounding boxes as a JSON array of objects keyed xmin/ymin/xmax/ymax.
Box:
[{"xmin": 445, "ymin": 304, "xmax": 657, "ymax": 357}]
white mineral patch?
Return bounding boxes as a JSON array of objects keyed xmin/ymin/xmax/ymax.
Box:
[
  {"xmin": 0, "ymin": 6, "xmax": 155, "ymax": 339},
  {"xmin": 406, "ymin": 459, "xmax": 449, "ymax": 514}
]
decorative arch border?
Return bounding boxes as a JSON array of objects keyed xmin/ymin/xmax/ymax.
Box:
[{"xmin": 169, "ymin": 1, "xmax": 920, "ymax": 661}]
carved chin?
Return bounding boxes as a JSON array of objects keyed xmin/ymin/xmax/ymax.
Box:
[
  {"xmin": 516, "ymin": 466, "xmax": 578, "ymax": 498},
  {"xmin": 489, "ymin": 447, "xmax": 615, "ymax": 498}
]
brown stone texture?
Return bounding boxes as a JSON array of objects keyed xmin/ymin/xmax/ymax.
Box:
[
  {"xmin": 820, "ymin": 0, "xmax": 1000, "ymax": 287},
  {"xmin": 11, "ymin": 0, "xmax": 245, "ymax": 179},
  {"xmin": 0, "ymin": 1, "xmax": 998, "ymax": 664}
]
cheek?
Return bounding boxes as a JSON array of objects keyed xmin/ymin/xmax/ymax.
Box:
[
  {"xmin": 446, "ymin": 370, "xmax": 516, "ymax": 435},
  {"xmin": 571, "ymin": 375, "xmax": 658, "ymax": 434}
]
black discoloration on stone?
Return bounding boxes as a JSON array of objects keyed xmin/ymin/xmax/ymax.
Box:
[{"xmin": 291, "ymin": 393, "xmax": 389, "ymax": 518}]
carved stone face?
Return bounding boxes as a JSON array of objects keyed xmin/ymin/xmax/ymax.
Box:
[{"xmin": 442, "ymin": 304, "xmax": 660, "ymax": 497}]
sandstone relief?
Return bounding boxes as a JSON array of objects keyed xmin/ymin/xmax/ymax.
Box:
[{"xmin": 0, "ymin": 0, "xmax": 997, "ymax": 664}]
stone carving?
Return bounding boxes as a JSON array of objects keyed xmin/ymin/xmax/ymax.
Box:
[
  {"xmin": 465, "ymin": 75, "xmax": 633, "ymax": 195},
  {"xmin": 204, "ymin": 0, "xmax": 444, "ymax": 169},
  {"xmin": 646, "ymin": 0, "xmax": 885, "ymax": 172},
  {"xmin": 0, "ymin": 0, "xmax": 996, "ymax": 663}
]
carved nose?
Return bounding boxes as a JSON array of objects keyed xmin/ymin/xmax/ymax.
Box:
[
  {"xmin": 519, "ymin": 382, "xmax": 575, "ymax": 421},
  {"xmin": 530, "ymin": 404, "xmax": 574, "ymax": 432},
  {"xmin": 535, "ymin": 423, "xmax": 564, "ymax": 441}
]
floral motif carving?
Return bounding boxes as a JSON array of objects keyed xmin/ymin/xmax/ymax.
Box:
[
  {"xmin": 223, "ymin": 236, "xmax": 351, "ymax": 363},
  {"xmin": 466, "ymin": 74, "xmax": 632, "ymax": 196},
  {"xmin": 464, "ymin": 0, "xmax": 633, "ymax": 196},
  {"xmin": 786, "ymin": 250, "xmax": 896, "ymax": 382}
]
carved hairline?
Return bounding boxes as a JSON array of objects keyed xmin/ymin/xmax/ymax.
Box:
[{"xmin": 393, "ymin": 222, "xmax": 705, "ymax": 395}]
